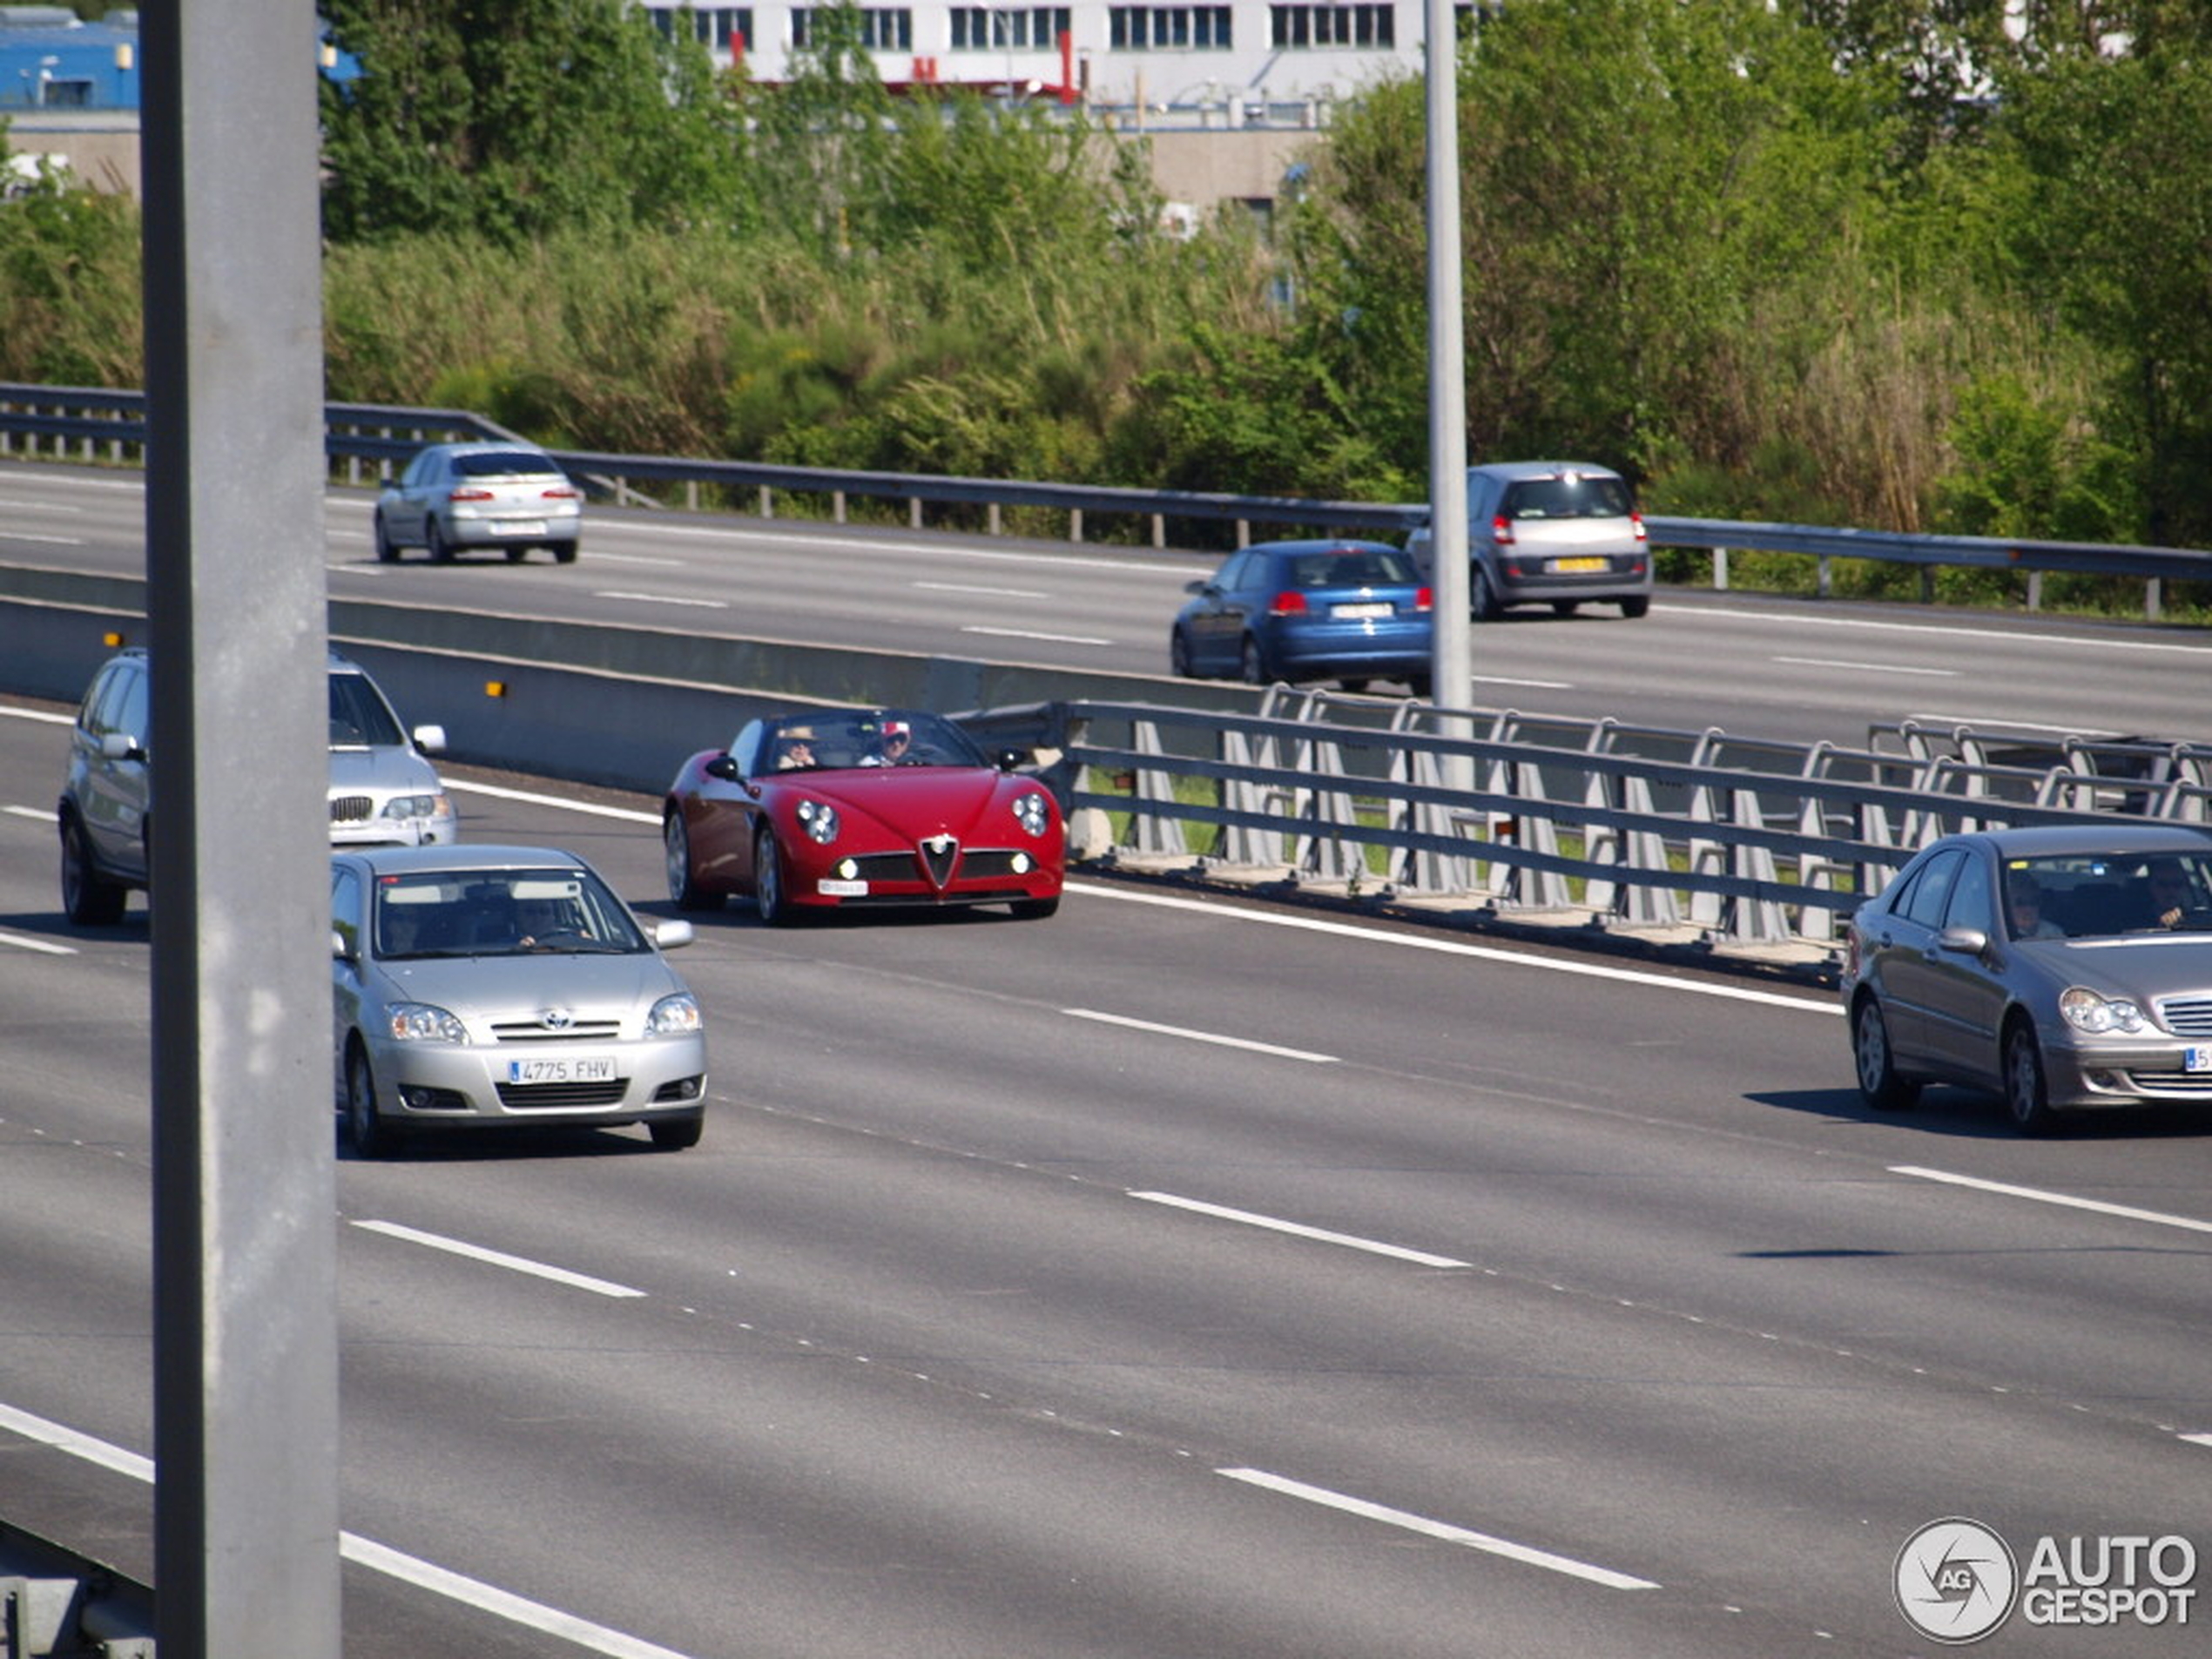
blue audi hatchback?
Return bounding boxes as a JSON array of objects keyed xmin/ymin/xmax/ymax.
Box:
[{"xmin": 1170, "ymin": 539, "xmax": 1433, "ymax": 697}]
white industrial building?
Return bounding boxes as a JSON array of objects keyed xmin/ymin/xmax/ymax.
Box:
[{"xmin": 641, "ymin": 0, "xmax": 1431, "ymax": 120}]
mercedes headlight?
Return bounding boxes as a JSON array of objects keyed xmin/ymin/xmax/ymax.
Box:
[{"xmin": 2060, "ymin": 987, "xmax": 2148, "ymax": 1035}]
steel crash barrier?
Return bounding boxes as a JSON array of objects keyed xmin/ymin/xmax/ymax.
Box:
[
  {"xmin": 8, "ymin": 381, "xmax": 2212, "ymax": 610},
  {"xmin": 996, "ymin": 690, "xmax": 2212, "ymax": 960},
  {"xmin": 6, "ymin": 557, "xmax": 2210, "ymax": 970}
]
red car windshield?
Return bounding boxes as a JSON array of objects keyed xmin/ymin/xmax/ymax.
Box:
[{"xmin": 760, "ymin": 711, "xmax": 986, "ymax": 772}]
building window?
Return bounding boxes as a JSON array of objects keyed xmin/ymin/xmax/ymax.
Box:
[
  {"xmin": 646, "ymin": 5, "xmax": 754, "ymax": 52},
  {"xmin": 792, "ymin": 8, "xmax": 914, "ymax": 51},
  {"xmin": 1109, "ymin": 6, "xmax": 1233, "ymax": 49},
  {"xmin": 1269, "ymin": 4, "xmax": 1394, "ymax": 49},
  {"xmin": 950, "ymin": 7, "xmax": 1073, "ymax": 50}
]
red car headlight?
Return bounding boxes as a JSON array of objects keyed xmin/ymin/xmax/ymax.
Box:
[{"xmin": 1012, "ymin": 792, "xmax": 1050, "ymax": 838}]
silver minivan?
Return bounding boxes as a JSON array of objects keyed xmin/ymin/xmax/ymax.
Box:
[
  {"xmin": 58, "ymin": 648, "xmax": 459, "ymax": 923},
  {"xmin": 1409, "ymin": 461, "xmax": 1652, "ymax": 620}
]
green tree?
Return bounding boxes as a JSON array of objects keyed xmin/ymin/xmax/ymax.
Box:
[
  {"xmin": 2000, "ymin": 42, "xmax": 2212, "ymax": 544},
  {"xmin": 318, "ymin": 0, "xmax": 744, "ymax": 245},
  {"xmin": 740, "ymin": 0, "xmax": 898, "ymax": 259}
]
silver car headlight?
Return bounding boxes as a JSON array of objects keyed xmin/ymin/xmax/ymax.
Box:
[
  {"xmin": 2060, "ymin": 987, "xmax": 2149, "ymax": 1035},
  {"xmin": 381, "ymin": 792, "xmax": 451, "ymax": 822},
  {"xmin": 1012, "ymin": 791, "xmax": 1050, "ymax": 838},
  {"xmin": 795, "ymin": 799, "xmax": 839, "ymax": 845},
  {"xmin": 386, "ymin": 1001, "xmax": 466, "ymax": 1043},
  {"xmin": 648, "ymin": 992, "xmax": 703, "ymax": 1036}
]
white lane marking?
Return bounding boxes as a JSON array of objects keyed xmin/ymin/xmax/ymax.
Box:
[
  {"xmin": 1130, "ymin": 1191, "xmax": 1469, "ymax": 1268},
  {"xmin": 0, "ymin": 1401, "xmax": 151, "ymax": 1481},
  {"xmin": 961, "ymin": 624, "xmax": 1114, "ymax": 646},
  {"xmin": 341, "ymin": 1534, "xmax": 699, "ymax": 1659},
  {"xmin": 1903, "ymin": 711, "xmax": 2125, "ymax": 736},
  {"xmin": 1774, "ymin": 655, "xmax": 1958, "ymax": 678},
  {"xmin": 1217, "ymin": 1467, "xmax": 1659, "ymax": 1590},
  {"xmin": 1067, "ymin": 881, "xmax": 1839, "ymax": 1014},
  {"xmin": 914, "ymin": 581, "xmax": 1048, "ymax": 598},
  {"xmin": 0, "ymin": 496, "xmax": 82, "ymax": 512},
  {"xmin": 0, "ymin": 1402, "xmax": 699, "ymax": 1659},
  {"xmin": 0, "ymin": 707, "xmax": 73, "ymax": 725},
  {"xmin": 1470, "ymin": 672, "xmax": 1575, "ymax": 690},
  {"xmin": 7, "ymin": 802, "xmax": 60, "ymax": 817},
  {"xmin": 0, "ymin": 531, "xmax": 82, "ymax": 545},
  {"xmin": 0, "ymin": 930, "xmax": 75, "ymax": 956},
  {"xmin": 352, "ymin": 1219, "xmax": 647, "ymax": 1298},
  {"xmin": 590, "ymin": 590, "xmax": 729, "ymax": 609},
  {"xmin": 374, "ymin": 780, "xmax": 1835, "ymax": 1015},
  {"xmin": 620, "ymin": 522, "xmax": 1215, "ymax": 577},
  {"xmin": 2182, "ymin": 1433, "xmax": 2212, "ymax": 1449},
  {"xmin": 1696, "ymin": 603, "xmax": 2212, "ymax": 659},
  {"xmin": 443, "ymin": 779, "xmax": 658, "ymax": 822},
  {"xmin": 1890, "ymin": 1166, "xmax": 2212, "ymax": 1236},
  {"xmin": 1066, "ymin": 1007, "xmax": 1337, "ymax": 1063}
]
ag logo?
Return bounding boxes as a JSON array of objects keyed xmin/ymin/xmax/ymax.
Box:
[{"xmin": 1896, "ymin": 1517, "xmax": 2020, "ymax": 1643}]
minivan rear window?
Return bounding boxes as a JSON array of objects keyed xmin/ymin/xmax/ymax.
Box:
[{"xmin": 1503, "ymin": 475, "xmax": 1633, "ymax": 519}]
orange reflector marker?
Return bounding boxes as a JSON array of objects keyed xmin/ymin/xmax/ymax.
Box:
[{"xmin": 484, "ymin": 680, "xmax": 508, "ymax": 698}]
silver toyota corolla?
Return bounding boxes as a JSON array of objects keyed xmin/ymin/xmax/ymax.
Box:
[
  {"xmin": 1841, "ymin": 822, "xmax": 2212, "ymax": 1134},
  {"xmin": 332, "ymin": 844, "xmax": 706, "ymax": 1155}
]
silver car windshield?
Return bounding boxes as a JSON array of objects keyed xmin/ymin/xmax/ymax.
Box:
[
  {"xmin": 2001, "ymin": 853, "xmax": 2212, "ymax": 940},
  {"xmin": 374, "ymin": 869, "xmax": 648, "ymax": 958}
]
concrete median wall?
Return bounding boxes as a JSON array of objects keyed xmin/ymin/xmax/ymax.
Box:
[{"xmin": 0, "ymin": 567, "xmax": 1261, "ymax": 794}]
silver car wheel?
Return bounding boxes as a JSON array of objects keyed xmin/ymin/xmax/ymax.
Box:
[
  {"xmin": 664, "ymin": 811, "xmax": 718, "ymax": 912},
  {"xmin": 347, "ymin": 1044, "xmax": 394, "ymax": 1158},
  {"xmin": 1853, "ymin": 996, "xmax": 1919, "ymax": 1110},
  {"xmin": 1240, "ymin": 636, "xmax": 1270, "ymax": 685},
  {"xmin": 2003, "ymin": 1022, "xmax": 2054, "ymax": 1136},
  {"xmin": 754, "ymin": 828, "xmax": 791, "ymax": 927},
  {"xmin": 60, "ymin": 814, "xmax": 127, "ymax": 926},
  {"xmin": 1471, "ymin": 563, "xmax": 1503, "ymax": 622}
]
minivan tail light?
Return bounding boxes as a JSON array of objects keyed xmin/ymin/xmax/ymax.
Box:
[
  {"xmin": 448, "ymin": 487, "xmax": 495, "ymax": 502},
  {"xmin": 1630, "ymin": 511, "xmax": 1648, "ymax": 543},
  {"xmin": 1491, "ymin": 514, "xmax": 1515, "ymax": 546},
  {"xmin": 1268, "ymin": 591, "xmax": 1309, "ymax": 617}
]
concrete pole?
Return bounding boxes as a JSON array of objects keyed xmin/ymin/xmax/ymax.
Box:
[
  {"xmin": 1425, "ymin": 0, "xmax": 1472, "ymax": 779},
  {"xmin": 139, "ymin": 1, "xmax": 341, "ymax": 1654}
]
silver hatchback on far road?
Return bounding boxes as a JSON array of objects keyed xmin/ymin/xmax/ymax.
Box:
[
  {"xmin": 1408, "ymin": 460, "xmax": 1651, "ymax": 620},
  {"xmin": 331, "ymin": 844, "xmax": 707, "ymax": 1156},
  {"xmin": 373, "ymin": 440, "xmax": 583, "ymax": 564}
]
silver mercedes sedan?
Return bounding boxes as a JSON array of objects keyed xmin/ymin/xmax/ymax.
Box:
[
  {"xmin": 332, "ymin": 845, "xmax": 706, "ymax": 1156},
  {"xmin": 1841, "ymin": 823, "xmax": 2212, "ymax": 1133}
]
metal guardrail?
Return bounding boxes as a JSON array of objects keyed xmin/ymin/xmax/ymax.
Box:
[
  {"xmin": 7, "ymin": 382, "xmax": 2212, "ymax": 608},
  {"xmin": 1026, "ymin": 686, "xmax": 2212, "ymax": 956},
  {"xmin": 6, "ymin": 558, "xmax": 2206, "ymax": 965}
]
